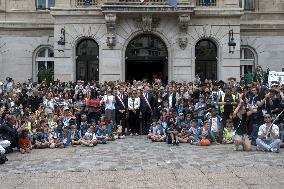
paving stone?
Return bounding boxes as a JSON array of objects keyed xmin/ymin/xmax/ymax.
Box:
[{"xmin": 0, "ymin": 136, "xmax": 283, "ymax": 188}]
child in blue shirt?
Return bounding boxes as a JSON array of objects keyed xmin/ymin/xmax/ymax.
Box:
[
  {"xmin": 148, "ymin": 122, "xmax": 157, "ymax": 139},
  {"xmin": 79, "ymin": 114, "xmax": 88, "ymax": 137},
  {"xmin": 70, "ymin": 124, "xmax": 81, "ymax": 146},
  {"xmin": 188, "ymin": 119, "xmax": 200, "ymax": 145},
  {"xmin": 150, "ymin": 122, "xmax": 166, "ymax": 142},
  {"xmin": 166, "ymin": 120, "xmax": 179, "ymax": 145},
  {"xmin": 32, "ymin": 128, "xmax": 49, "ymax": 149},
  {"xmin": 81, "ymin": 125, "xmax": 97, "ymax": 147},
  {"xmin": 96, "ymin": 123, "xmax": 109, "ymax": 144}
]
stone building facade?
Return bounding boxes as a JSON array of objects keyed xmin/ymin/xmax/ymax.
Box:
[{"xmin": 0, "ymin": 0, "xmax": 283, "ymax": 82}]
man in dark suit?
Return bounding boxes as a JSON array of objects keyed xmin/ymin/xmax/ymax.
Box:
[
  {"xmin": 115, "ymin": 87, "xmax": 128, "ymax": 135},
  {"xmin": 140, "ymin": 85, "xmax": 155, "ymax": 135},
  {"xmin": 163, "ymin": 86, "xmax": 177, "ymax": 111}
]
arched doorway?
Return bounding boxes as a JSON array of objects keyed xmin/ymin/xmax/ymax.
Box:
[
  {"xmin": 195, "ymin": 39, "xmax": 217, "ymax": 81},
  {"xmin": 76, "ymin": 39, "xmax": 99, "ymax": 81},
  {"xmin": 125, "ymin": 34, "xmax": 168, "ymax": 82}
]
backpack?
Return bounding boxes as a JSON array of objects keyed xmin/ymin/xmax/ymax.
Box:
[{"xmin": 0, "ymin": 153, "xmax": 8, "ymax": 164}]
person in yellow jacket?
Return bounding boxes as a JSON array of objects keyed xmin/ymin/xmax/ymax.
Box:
[{"xmin": 219, "ymin": 87, "xmax": 238, "ymax": 126}]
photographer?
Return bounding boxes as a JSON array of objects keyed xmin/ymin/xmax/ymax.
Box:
[
  {"xmin": 232, "ymin": 98, "xmax": 256, "ymax": 151},
  {"xmin": 256, "ymin": 113, "xmax": 281, "ymax": 152}
]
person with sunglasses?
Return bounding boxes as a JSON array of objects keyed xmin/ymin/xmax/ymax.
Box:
[{"xmin": 256, "ymin": 113, "xmax": 281, "ymax": 152}]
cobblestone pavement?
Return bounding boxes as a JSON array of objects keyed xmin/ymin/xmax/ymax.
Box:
[{"xmin": 1, "ymin": 136, "xmax": 283, "ymax": 189}]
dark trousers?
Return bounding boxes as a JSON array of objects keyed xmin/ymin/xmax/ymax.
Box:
[
  {"xmin": 116, "ymin": 110, "xmax": 126, "ymax": 134},
  {"xmin": 128, "ymin": 110, "xmax": 140, "ymax": 134},
  {"xmin": 88, "ymin": 112, "xmax": 99, "ymax": 125},
  {"xmin": 142, "ymin": 111, "xmax": 152, "ymax": 135}
]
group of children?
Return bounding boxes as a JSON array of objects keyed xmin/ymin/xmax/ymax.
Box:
[
  {"xmin": 16, "ymin": 108, "xmax": 125, "ymax": 154},
  {"xmin": 148, "ymin": 108, "xmax": 235, "ymax": 146}
]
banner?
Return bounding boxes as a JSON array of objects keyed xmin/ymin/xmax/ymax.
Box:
[{"xmin": 268, "ymin": 71, "xmax": 284, "ymax": 87}]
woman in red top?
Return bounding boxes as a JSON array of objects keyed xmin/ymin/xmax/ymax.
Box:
[
  {"xmin": 86, "ymin": 89, "xmax": 100, "ymax": 124},
  {"xmin": 18, "ymin": 130, "xmax": 32, "ymax": 154}
]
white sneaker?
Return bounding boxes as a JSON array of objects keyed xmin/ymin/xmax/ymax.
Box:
[
  {"xmin": 89, "ymin": 144, "xmax": 94, "ymax": 147},
  {"xmin": 130, "ymin": 133, "xmax": 133, "ymax": 136},
  {"xmin": 271, "ymin": 148, "xmax": 279, "ymax": 153},
  {"xmin": 135, "ymin": 133, "xmax": 139, "ymax": 136},
  {"xmin": 119, "ymin": 135, "xmax": 126, "ymax": 139}
]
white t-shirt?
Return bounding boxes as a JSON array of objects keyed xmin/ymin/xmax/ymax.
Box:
[
  {"xmin": 211, "ymin": 117, "xmax": 218, "ymax": 132},
  {"xmin": 102, "ymin": 95, "xmax": 115, "ymax": 110},
  {"xmin": 258, "ymin": 124, "xmax": 279, "ymax": 140}
]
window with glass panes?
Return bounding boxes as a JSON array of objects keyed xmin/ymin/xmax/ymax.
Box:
[
  {"xmin": 240, "ymin": 47, "xmax": 256, "ymax": 77},
  {"xmin": 240, "ymin": 0, "xmax": 255, "ymax": 10},
  {"xmin": 36, "ymin": 0, "xmax": 55, "ymax": 9},
  {"xmin": 35, "ymin": 48, "xmax": 54, "ymax": 82}
]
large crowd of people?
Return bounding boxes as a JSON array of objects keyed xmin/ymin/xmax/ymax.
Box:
[{"xmin": 0, "ymin": 75, "xmax": 284, "ymax": 164}]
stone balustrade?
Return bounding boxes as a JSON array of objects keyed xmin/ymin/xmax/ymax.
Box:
[{"xmin": 55, "ymin": 0, "xmax": 240, "ymax": 10}]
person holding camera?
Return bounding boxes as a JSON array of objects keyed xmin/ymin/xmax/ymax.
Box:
[
  {"xmin": 256, "ymin": 113, "xmax": 281, "ymax": 152},
  {"xmin": 232, "ymin": 98, "xmax": 256, "ymax": 151}
]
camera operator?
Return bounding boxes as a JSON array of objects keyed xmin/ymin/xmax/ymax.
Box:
[{"xmin": 256, "ymin": 113, "xmax": 281, "ymax": 152}]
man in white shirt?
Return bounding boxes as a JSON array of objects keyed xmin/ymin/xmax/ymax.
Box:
[
  {"xmin": 101, "ymin": 89, "xmax": 116, "ymax": 123},
  {"xmin": 256, "ymin": 113, "xmax": 281, "ymax": 152}
]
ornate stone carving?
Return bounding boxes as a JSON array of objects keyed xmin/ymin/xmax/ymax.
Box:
[
  {"xmin": 105, "ymin": 13, "xmax": 116, "ymax": 34},
  {"xmin": 135, "ymin": 15, "xmax": 160, "ymax": 32},
  {"xmin": 178, "ymin": 14, "xmax": 190, "ymax": 33},
  {"xmin": 106, "ymin": 33, "xmax": 116, "ymax": 49},
  {"xmin": 105, "ymin": 13, "xmax": 117, "ymax": 48},
  {"xmin": 178, "ymin": 37, "xmax": 188, "ymax": 50},
  {"xmin": 142, "ymin": 15, "xmax": 152, "ymax": 32}
]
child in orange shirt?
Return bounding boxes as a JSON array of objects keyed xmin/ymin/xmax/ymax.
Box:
[{"xmin": 18, "ymin": 130, "xmax": 32, "ymax": 154}]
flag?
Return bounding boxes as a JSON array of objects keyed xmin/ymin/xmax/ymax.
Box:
[{"xmin": 169, "ymin": 0, "xmax": 177, "ymax": 8}]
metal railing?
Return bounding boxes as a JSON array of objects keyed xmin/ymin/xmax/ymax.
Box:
[
  {"xmin": 196, "ymin": 0, "xmax": 217, "ymax": 6},
  {"xmin": 76, "ymin": 0, "xmax": 97, "ymax": 7}
]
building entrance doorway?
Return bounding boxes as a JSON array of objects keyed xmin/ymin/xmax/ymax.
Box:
[
  {"xmin": 195, "ymin": 39, "xmax": 217, "ymax": 81},
  {"xmin": 76, "ymin": 39, "xmax": 99, "ymax": 81},
  {"xmin": 125, "ymin": 34, "xmax": 168, "ymax": 82}
]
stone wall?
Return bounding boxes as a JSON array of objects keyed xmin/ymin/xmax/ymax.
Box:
[
  {"xmin": 0, "ymin": 35, "xmax": 54, "ymax": 81},
  {"xmin": 52, "ymin": 13, "xmax": 240, "ymax": 82}
]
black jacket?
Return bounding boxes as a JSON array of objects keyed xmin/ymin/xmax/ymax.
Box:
[{"xmin": 140, "ymin": 92, "xmax": 155, "ymax": 113}]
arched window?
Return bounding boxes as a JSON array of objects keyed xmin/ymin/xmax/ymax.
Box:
[
  {"xmin": 240, "ymin": 46, "xmax": 256, "ymax": 77},
  {"xmin": 35, "ymin": 47, "xmax": 54, "ymax": 83}
]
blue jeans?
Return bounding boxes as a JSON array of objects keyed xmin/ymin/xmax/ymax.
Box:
[
  {"xmin": 256, "ymin": 138, "xmax": 281, "ymax": 151},
  {"xmin": 281, "ymin": 130, "xmax": 284, "ymax": 142},
  {"xmin": 191, "ymin": 136, "xmax": 200, "ymax": 145},
  {"xmin": 250, "ymin": 123, "xmax": 259, "ymax": 142}
]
